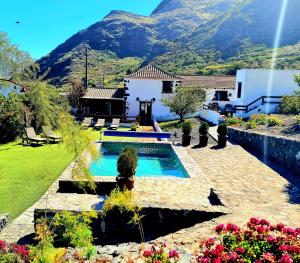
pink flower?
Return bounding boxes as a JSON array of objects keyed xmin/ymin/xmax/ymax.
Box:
[
  {"xmin": 199, "ymin": 257, "xmax": 210, "ymax": 263},
  {"xmin": 259, "ymin": 219, "xmax": 270, "ymax": 226},
  {"xmin": 215, "ymin": 224, "xmax": 225, "ymax": 233},
  {"xmin": 279, "ymin": 254, "xmax": 293, "ymax": 263},
  {"xmin": 12, "ymin": 244, "xmax": 29, "ymax": 259},
  {"xmin": 143, "ymin": 250, "xmax": 153, "ymax": 257},
  {"xmin": 235, "ymin": 247, "xmax": 245, "ymax": 254},
  {"xmin": 204, "ymin": 238, "xmax": 215, "ymax": 248},
  {"xmin": 226, "ymin": 223, "xmax": 240, "ymax": 233},
  {"xmin": 0, "ymin": 240, "xmax": 7, "ymax": 252},
  {"xmin": 262, "ymin": 252, "xmax": 275, "ymax": 262},
  {"xmin": 162, "ymin": 242, "xmax": 167, "ymax": 247},
  {"xmin": 228, "ymin": 252, "xmax": 240, "ymax": 262},
  {"xmin": 283, "ymin": 227, "xmax": 296, "ymax": 236},
  {"xmin": 249, "ymin": 217, "xmax": 260, "ymax": 225},
  {"xmin": 256, "ymin": 225, "xmax": 265, "ymax": 234},
  {"xmin": 169, "ymin": 250, "xmax": 179, "ymax": 258},
  {"xmin": 213, "ymin": 258, "xmax": 221, "ymax": 263},
  {"xmin": 266, "ymin": 236, "xmax": 276, "ymax": 243}
]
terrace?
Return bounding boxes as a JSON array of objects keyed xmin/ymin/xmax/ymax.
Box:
[{"xmin": 1, "ymin": 120, "xmax": 300, "ymax": 261}]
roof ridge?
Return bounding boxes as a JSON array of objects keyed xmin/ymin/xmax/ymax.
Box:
[{"xmin": 126, "ymin": 63, "xmax": 181, "ymax": 80}]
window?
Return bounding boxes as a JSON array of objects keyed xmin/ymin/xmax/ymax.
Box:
[
  {"xmin": 162, "ymin": 81, "xmax": 173, "ymax": 93},
  {"xmin": 237, "ymin": 82, "xmax": 242, "ymax": 98},
  {"xmin": 213, "ymin": 91, "xmax": 229, "ymax": 101}
]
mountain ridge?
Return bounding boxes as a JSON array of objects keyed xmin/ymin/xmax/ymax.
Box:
[{"xmin": 37, "ymin": 0, "xmax": 300, "ymax": 86}]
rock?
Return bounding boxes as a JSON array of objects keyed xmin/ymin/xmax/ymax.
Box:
[{"xmin": 0, "ymin": 214, "xmax": 9, "ymax": 232}]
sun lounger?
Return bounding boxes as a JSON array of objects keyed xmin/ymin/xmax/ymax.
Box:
[
  {"xmin": 109, "ymin": 118, "xmax": 120, "ymax": 130},
  {"xmin": 23, "ymin": 127, "xmax": 47, "ymax": 146},
  {"xmin": 94, "ymin": 119, "xmax": 105, "ymax": 130},
  {"xmin": 42, "ymin": 126, "xmax": 62, "ymax": 143},
  {"xmin": 81, "ymin": 117, "xmax": 93, "ymax": 128}
]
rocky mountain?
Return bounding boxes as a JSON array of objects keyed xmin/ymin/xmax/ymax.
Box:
[{"xmin": 38, "ymin": 0, "xmax": 300, "ymax": 86}]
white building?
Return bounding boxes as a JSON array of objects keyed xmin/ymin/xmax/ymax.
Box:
[
  {"xmin": 202, "ymin": 69, "xmax": 300, "ymax": 122},
  {"xmin": 124, "ymin": 64, "xmax": 182, "ymax": 124}
]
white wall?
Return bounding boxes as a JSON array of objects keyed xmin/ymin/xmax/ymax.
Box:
[
  {"xmin": 125, "ymin": 78, "xmax": 176, "ymax": 119},
  {"xmin": 235, "ymin": 69, "xmax": 300, "ymax": 106}
]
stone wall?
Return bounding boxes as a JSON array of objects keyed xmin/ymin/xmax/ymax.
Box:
[
  {"xmin": 0, "ymin": 214, "xmax": 9, "ymax": 232},
  {"xmin": 228, "ymin": 127, "xmax": 300, "ymax": 175}
]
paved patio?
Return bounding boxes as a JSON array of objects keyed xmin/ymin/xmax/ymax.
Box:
[{"xmin": 1, "ymin": 138, "xmax": 299, "ymax": 260}]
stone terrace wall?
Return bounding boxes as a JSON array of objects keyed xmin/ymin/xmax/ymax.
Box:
[{"xmin": 228, "ymin": 127, "xmax": 300, "ymax": 175}]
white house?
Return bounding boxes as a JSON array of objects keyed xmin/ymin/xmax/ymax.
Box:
[
  {"xmin": 124, "ymin": 64, "xmax": 182, "ymax": 124},
  {"xmin": 202, "ymin": 69, "xmax": 300, "ymax": 122}
]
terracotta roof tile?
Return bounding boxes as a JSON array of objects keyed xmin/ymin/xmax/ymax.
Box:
[
  {"xmin": 180, "ymin": 75, "xmax": 236, "ymax": 90},
  {"xmin": 82, "ymin": 88, "xmax": 124, "ymax": 100},
  {"xmin": 126, "ymin": 64, "xmax": 182, "ymax": 80}
]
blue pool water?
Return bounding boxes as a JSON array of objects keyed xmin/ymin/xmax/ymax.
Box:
[{"xmin": 90, "ymin": 142, "xmax": 189, "ymax": 178}]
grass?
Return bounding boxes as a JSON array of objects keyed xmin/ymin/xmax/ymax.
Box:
[
  {"xmin": 87, "ymin": 127, "xmax": 149, "ymax": 142},
  {"xmin": 0, "ymin": 141, "xmax": 73, "ymax": 220},
  {"xmin": 0, "ymin": 127, "xmax": 147, "ymax": 220},
  {"xmin": 159, "ymin": 119, "xmax": 199, "ymax": 132}
]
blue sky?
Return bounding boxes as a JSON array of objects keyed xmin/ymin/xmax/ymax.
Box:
[{"xmin": 0, "ymin": 0, "xmax": 161, "ymax": 59}]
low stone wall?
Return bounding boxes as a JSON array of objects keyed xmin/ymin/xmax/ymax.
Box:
[
  {"xmin": 0, "ymin": 214, "xmax": 9, "ymax": 233},
  {"xmin": 228, "ymin": 127, "xmax": 300, "ymax": 174}
]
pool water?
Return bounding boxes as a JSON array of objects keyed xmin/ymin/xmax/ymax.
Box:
[{"xmin": 90, "ymin": 142, "xmax": 189, "ymax": 178}]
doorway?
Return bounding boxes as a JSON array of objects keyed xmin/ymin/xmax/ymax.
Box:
[{"xmin": 139, "ymin": 101, "xmax": 152, "ymax": 125}]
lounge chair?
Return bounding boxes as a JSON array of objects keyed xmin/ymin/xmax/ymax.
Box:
[
  {"xmin": 42, "ymin": 126, "xmax": 63, "ymax": 143},
  {"xmin": 81, "ymin": 117, "xmax": 93, "ymax": 128},
  {"xmin": 94, "ymin": 118, "xmax": 105, "ymax": 130},
  {"xmin": 109, "ymin": 118, "xmax": 120, "ymax": 130},
  {"xmin": 23, "ymin": 127, "xmax": 47, "ymax": 146}
]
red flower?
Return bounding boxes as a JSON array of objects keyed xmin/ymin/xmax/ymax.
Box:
[
  {"xmin": 256, "ymin": 226, "xmax": 265, "ymax": 234},
  {"xmin": 276, "ymin": 223, "xmax": 285, "ymax": 232},
  {"xmin": 266, "ymin": 236, "xmax": 276, "ymax": 243},
  {"xmin": 226, "ymin": 223, "xmax": 240, "ymax": 233},
  {"xmin": 249, "ymin": 217, "xmax": 260, "ymax": 225},
  {"xmin": 278, "ymin": 254, "xmax": 293, "ymax": 263},
  {"xmin": 199, "ymin": 257, "xmax": 210, "ymax": 263},
  {"xmin": 215, "ymin": 224, "xmax": 225, "ymax": 233},
  {"xmin": 228, "ymin": 252, "xmax": 240, "ymax": 262},
  {"xmin": 0, "ymin": 240, "xmax": 7, "ymax": 252},
  {"xmin": 259, "ymin": 219, "xmax": 270, "ymax": 226},
  {"xmin": 204, "ymin": 238, "xmax": 215, "ymax": 248},
  {"xmin": 143, "ymin": 250, "xmax": 153, "ymax": 257},
  {"xmin": 283, "ymin": 227, "xmax": 296, "ymax": 236},
  {"xmin": 169, "ymin": 250, "xmax": 179, "ymax": 258},
  {"xmin": 235, "ymin": 247, "xmax": 245, "ymax": 254}
]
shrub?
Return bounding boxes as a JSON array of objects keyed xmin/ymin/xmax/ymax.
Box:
[
  {"xmin": 182, "ymin": 120, "xmax": 193, "ymax": 136},
  {"xmin": 266, "ymin": 115, "xmax": 283, "ymax": 127},
  {"xmin": 142, "ymin": 243, "xmax": 180, "ymax": 263},
  {"xmin": 224, "ymin": 117, "xmax": 243, "ymax": 126},
  {"xmin": 250, "ymin": 113, "xmax": 268, "ymax": 125},
  {"xmin": 0, "ymin": 240, "xmax": 29, "ymax": 262},
  {"xmin": 0, "ymin": 94, "xmax": 25, "ymax": 143},
  {"xmin": 117, "ymin": 147, "xmax": 138, "ymax": 178},
  {"xmin": 199, "ymin": 121, "xmax": 209, "ymax": 135},
  {"xmin": 245, "ymin": 120, "xmax": 257, "ymax": 129},
  {"xmin": 279, "ymin": 96, "xmax": 299, "ymax": 114},
  {"xmin": 131, "ymin": 122, "xmax": 139, "ymax": 131},
  {"xmin": 217, "ymin": 123, "xmax": 228, "ymax": 137},
  {"xmin": 196, "ymin": 218, "xmax": 300, "ymax": 263}
]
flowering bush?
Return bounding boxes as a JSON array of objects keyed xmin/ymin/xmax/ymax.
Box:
[
  {"xmin": 0, "ymin": 240, "xmax": 29, "ymax": 262},
  {"xmin": 196, "ymin": 218, "xmax": 300, "ymax": 263},
  {"xmin": 143, "ymin": 243, "xmax": 180, "ymax": 263},
  {"xmin": 224, "ymin": 117, "xmax": 243, "ymax": 127}
]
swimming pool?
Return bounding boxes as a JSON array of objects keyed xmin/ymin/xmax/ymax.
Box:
[{"xmin": 90, "ymin": 142, "xmax": 189, "ymax": 178}]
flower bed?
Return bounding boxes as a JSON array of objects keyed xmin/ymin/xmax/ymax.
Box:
[
  {"xmin": 196, "ymin": 218, "xmax": 300, "ymax": 263},
  {"xmin": 0, "ymin": 240, "xmax": 29, "ymax": 262}
]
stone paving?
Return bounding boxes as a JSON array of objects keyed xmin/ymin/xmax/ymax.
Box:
[{"xmin": 1, "ymin": 137, "xmax": 300, "ymax": 262}]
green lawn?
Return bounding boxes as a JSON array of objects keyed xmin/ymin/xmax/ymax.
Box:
[
  {"xmin": 88, "ymin": 127, "xmax": 147, "ymax": 142},
  {"xmin": 0, "ymin": 141, "xmax": 74, "ymax": 220},
  {"xmin": 0, "ymin": 127, "xmax": 143, "ymax": 220}
]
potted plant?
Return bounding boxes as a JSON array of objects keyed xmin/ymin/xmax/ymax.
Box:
[
  {"xmin": 199, "ymin": 121, "xmax": 209, "ymax": 147},
  {"xmin": 217, "ymin": 123, "xmax": 228, "ymax": 148},
  {"xmin": 130, "ymin": 122, "xmax": 139, "ymax": 131},
  {"xmin": 116, "ymin": 147, "xmax": 137, "ymax": 190},
  {"xmin": 182, "ymin": 120, "xmax": 192, "ymax": 147}
]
